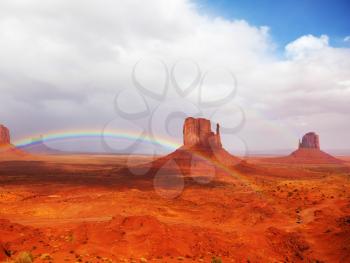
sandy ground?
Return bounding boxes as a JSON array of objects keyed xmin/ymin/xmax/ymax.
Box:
[{"xmin": 0, "ymin": 154, "xmax": 350, "ymax": 262}]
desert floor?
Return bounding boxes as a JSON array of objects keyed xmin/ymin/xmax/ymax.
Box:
[{"xmin": 0, "ymin": 154, "xmax": 349, "ymax": 263}]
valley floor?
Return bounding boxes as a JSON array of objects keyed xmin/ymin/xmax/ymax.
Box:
[{"xmin": 0, "ymin": 154, "xmax": 349, "ymax": 262}]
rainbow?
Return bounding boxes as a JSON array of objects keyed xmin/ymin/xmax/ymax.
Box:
[
  {"xmin": 13, "ymin": 129, "xmax": 181, "ymax": 150},
  {"xmin": 12, "ymin": 129, "xmax": 267, "ymax": 196}
]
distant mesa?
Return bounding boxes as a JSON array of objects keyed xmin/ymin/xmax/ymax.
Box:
[
  {"xmin": 21, "ymin": 135, "xmax": 63, "ymax": 155},
  {"xmin": 264, "ymin": 132, "xmax": 343, "ymax": 165},
  {"xmin": 0, "ymin": 124, "xmax": 26, "ymax": 157}
]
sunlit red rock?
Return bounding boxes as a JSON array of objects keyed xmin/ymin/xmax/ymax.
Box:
[
  {"xmin": 0, "ymin": 124, "xmax": 10, "ymax": 145},
  {"xmin": 183, "ymin": 117, "xmax": 222, "ymax": 149}
]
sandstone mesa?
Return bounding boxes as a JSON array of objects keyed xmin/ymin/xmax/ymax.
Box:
[{"xmin": 265, "ymin": 131, "xmax": 343, "ymax": 165}]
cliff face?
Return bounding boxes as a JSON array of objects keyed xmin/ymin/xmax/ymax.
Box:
[
  {"xmin": 0, "ymin": 125, "xmax": 10, "ymax": 145},
  {"xmin": 299, "ymin": 132, "xmax": 320, "ymax": 149},
  {"xmin": 183, "ymin": 117, "xmax": 222, "ymax": 149}
]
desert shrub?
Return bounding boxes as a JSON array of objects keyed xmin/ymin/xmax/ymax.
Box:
[
  {"xmin": 14, "ymin": 252, "xmax": 33, "ymax": 263},
  {"xmin": 211, "ymin": 257, "xmax": 222, "ymax": 263},
  {"xmin": 40, "ymin": 253, "xmax": 52, "ymax": 260},
  {"xmin": 65, "ymin": 233, "xmax": 74, "ymax": 242}
]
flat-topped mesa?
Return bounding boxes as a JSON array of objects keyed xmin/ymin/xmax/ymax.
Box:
[
  {"xmin": 183, "ymin": 117, "xmax": 222, "ymax": 149},
  {"xmin": 299, "ymin": 132, "xmax": 320, "ymax": 150},
  {"xmin": 0, "ymin": 124, "xmax": 10, "ymax": 145}
]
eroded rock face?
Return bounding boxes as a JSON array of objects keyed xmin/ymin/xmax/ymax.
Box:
[
  {"xmin": 0, "ymin": 125, "xmax": 10, "ymax": 145},
  {"xmin": 183, "ymin": 117, "xmax": 222, "ymax": 149},
  {"xmin": 126, "ymin": 117, "xmax": 246, "ymax": 179},
  {"xmin": 299, "ymin": 132, "xmax": 320, "ymax": 149}
]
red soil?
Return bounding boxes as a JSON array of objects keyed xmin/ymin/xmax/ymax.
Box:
[
  {"xmin": 0, "ymin": 154, "xmax": 349, "ymax": 262},
  {"xmin": 0, "ymin": 144, "xmax": 27, "ymax": 158}
]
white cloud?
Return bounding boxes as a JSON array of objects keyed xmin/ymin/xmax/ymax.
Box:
[
  {"xmin": 285, "ymin": 34, "xmax": 329, "ymax": 60},
  {"xmin": 344, "ymin": 36, "xmax": 350, "ymax": 43},
  {"xmin": 0, "ymin": 0, "xmax": 349, "ymax": 152}
]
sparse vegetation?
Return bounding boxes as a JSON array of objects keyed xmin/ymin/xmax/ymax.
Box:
[
  {"xmin": 40, "ymin": 253, "xmax": 52, "ymax": 260},
  {"xmin": 65, "ymin": 233, "xmax": 74, "ymax": 242},
  {"xmin": 14, "ymin": 252, "xmax": 33, "ymax": 263},
  {"xmin": 211, "ymin": 257, "xmax": 222, "ymax": 263}
]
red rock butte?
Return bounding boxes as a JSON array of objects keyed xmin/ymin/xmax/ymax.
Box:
[
  {"xmin": 0, "ymin": 124, "xmax": 26, "ymax": 157},
  {"xmin": 0, "ymin": 124, "xmax": 11, "ymax": 145},
  {"xmin": 183, "ymin": 117, "xmax": 222, "ymax": 149},
  {"xmin": 127, "ymin": 117, "xmax": 254, "ymax": 179},
  {"xmin": 265, "ymin": 132, "xmax": 343, "ymax": 165}
]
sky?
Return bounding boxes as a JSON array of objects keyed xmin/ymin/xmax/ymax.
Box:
[
  {"xmin": 198, "ymin": 0, "xmax": 350, "ymax": 49},
  {"xmin": 0, "ymin": 0, "xmax": 349, "ymax": 155}
]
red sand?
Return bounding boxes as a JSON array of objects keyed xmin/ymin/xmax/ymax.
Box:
[{"xmin": 0, "ymin": 154, "xmax": 349, "ymax": 262}]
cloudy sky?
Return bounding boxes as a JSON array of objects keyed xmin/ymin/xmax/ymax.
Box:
[{"xmin": 0, "ymin": 0, "xmax": 349, "ymax": 155}]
